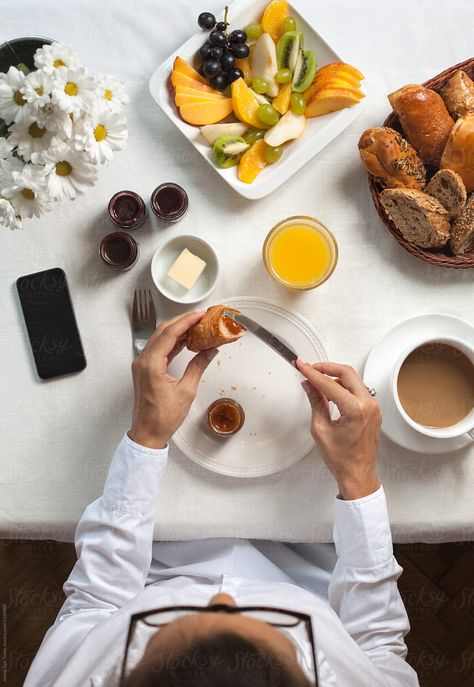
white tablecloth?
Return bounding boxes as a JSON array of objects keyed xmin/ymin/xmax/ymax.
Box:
[{"xmin": 0, "ymin": 0, "xmax": 473, "ymax": 543}]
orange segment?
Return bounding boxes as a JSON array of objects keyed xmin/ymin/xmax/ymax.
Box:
[
  {"xmin": 261, "ymin": 0, "xmax": 288, "ymax": 43},
  {"xmin": 231, "ymin": 77, "xmax": 269, "ymax": 128},
  {"xmin": 235, "ymin": 57, "xmax": 252, "ymax": 85},
  {"xmin": 273, "ymin": 81, "xmax": 292, "ymax": 114},
  {"xmin": 173, "ymin": 56, "xmax": 207, "ymax": 85},
  {"xmin": 171, "ymin": 71, "xmax": 216, "ymax": 93},
  {"xmin": 238, "ymin": 139, "xmax": 267, "ymax": 183},
  {"xmin": 179, "ymin": 98, "xmax": 234, "ymax": 125}
]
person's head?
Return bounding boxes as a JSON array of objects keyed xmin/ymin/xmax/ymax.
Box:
[{"xmin": 124, "ymin": 594, "xmax": 312, "ymax": 687}]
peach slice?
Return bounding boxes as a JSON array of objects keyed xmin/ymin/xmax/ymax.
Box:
[
  {"xmin": 304, "ymin": 76, "xmax": 361, "ymax": 101},
  {"xmin": 171, "ymin": 71, "xmax": 216, "ymax": 93},
  {"xmin": 173, "ymin": 56, "xmax": 207, "ymax": 85},
  {"xmin": 305, "ymin": 88, "xmax": 364, "ymax": 118},
  {"xmin": 261, "ymin": 0, "xmax": 288, "ymax": 43},
  {"xmin": 315, "ymin": 62, "xmax": 364, "ymax": 83},
  {"xmin": 272, "ymin": 81, "xmax": 292, "ymax": 114},
  {"xmin": 238, "ymin": 139, "xmax": 267, "ymax": 183},
  {"xmin": 175, "ymin": 93, "xmax": 225, "ymax": 107},
  {"xmin": 179, "ymin": 98, "xmax": 234, "ymax": 125},
  {"xmin": 235, "ymin": 57, "xmax": 253, "ymax": 85},
  {"xmin": 175, "ymin": 86, "xmax": 226, "ymax": 99},
  {"xmin": 231, "ymin": 77, "xmax": 269, "ymax": 129}
]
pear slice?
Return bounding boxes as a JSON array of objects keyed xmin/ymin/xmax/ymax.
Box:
[
  {"xmin": 200, "ymin": 122, "xmax": 248, "ymax": 145},
  {"xmin": 250, "ymin": 33, "xmax": 279, "ymax": 98},
  {"xmin": 264, "ymin": 110, "xmax": 306, "ymax": 147},
  {"xmin": 250, "ymin": 89, "xmax": 271, "ymax": 106}
]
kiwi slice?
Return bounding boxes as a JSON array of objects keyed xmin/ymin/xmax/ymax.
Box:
[
  {"xmin": 276, "ymin": 31, "xmax": 304, "ymax": 72},
  {"xmin": 292, "ymin": 50, "xmax": 317, "ymax": 92},
  {"xmin": 213, "ymin": 135, "xmax": 250, "ymax": 168}
]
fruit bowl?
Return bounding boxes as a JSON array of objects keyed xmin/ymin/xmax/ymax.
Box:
[{"xmin": 149, "ymin": 0, "xmax": 366, "ymax": 199}]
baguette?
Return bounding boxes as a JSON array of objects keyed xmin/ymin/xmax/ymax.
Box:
[
  {"xmin": 388, "ymin": 84, "xmax": 454, "ymax": 166},
  {"xmin": 441, "ymin": 70, "xmax": 474, "ymax": 119},
  {"xmin": 358, "ymin": 127, "xmax": 426, "ymax": 190},
  {"xmin": 450, "ymin": 195, "xmax": 474, "ymax": 255},
  {"xmin": 380, "ymin": 188, "xmax": 450, "ymax": 249},
  {"xmin": 425, "ymin": 169, "xmax": 467, "ymax": 219}
]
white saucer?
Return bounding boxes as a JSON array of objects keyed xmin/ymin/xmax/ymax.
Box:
[{"xmin": 363, "ymin": 313, "xmax": 474, "ymax": 454}]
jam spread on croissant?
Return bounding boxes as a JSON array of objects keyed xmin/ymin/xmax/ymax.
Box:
[
  {"xmin": 207, "ymin": 399, "xmax": 245, "ymax": 435},
  {"xmin": 223, "ymin": 314, "xmax": 243, "ymax": 335}
]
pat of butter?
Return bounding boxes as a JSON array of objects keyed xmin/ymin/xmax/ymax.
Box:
[{"xmin": 167, "ymin": 248, "xmax": 207, "ymax": 290}]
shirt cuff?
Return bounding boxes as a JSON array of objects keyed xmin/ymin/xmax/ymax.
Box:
[
  {"xmin": 102, "ymin": 433, "xmax": 169, "ymax": 516},
  {"xmin": 333, "ymin": 485, "xmax": 393, "ymax": 568}
]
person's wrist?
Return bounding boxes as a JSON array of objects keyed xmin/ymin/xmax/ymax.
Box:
[
  {"xmin": 127, "ymin": 426, "xmax": 169, "ymax": 450},
  {"xmin": 337, "ymin": 472, "xmax": 380, "ymax": 501}
]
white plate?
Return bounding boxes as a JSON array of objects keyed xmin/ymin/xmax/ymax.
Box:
[
  {"xmin": 363, "ymin": 314, "xmax": 474, "ymax": 454},
  {"xmin": 149, "ymin": 0, "xmax": 366, "ymax": 199},
  {"xmin": 168, "ymin": 297, "xmax": 327, "ymax": 476}
]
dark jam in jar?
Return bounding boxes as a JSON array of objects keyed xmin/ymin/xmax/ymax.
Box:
[
  {"xmin": 207, "ymin": 398, "xmax": 245, "ymax": 436},
  {"xmin": 151, "ymin": 183, "xmax": 188, "ymax": 222},
  {"xmin": 100, "ymin": 232, "xmax": 139, "ymax": 270},
  {"xmin": 108, "ymin": 191, "xmax": 147, "ymax": 229}
]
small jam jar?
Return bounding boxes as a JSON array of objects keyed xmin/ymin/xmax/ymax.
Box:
[
  {"xmin": 207, "ymin": 398, "xmax": 245, "ymax": 436},
  {"xmin": 151, "ymin": 182, "xmax": 188, "ymax": 222},
  {"xmin": 108, "ymin": 191, "xmax": 147, "ymax": 230},
  {"xmin": 100, "ymin": 231, "xmax": 139, "ymax": 270}
]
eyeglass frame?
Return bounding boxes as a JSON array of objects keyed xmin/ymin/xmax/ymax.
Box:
[{"xmin": 119, "ymin": 604, "xmax": 318, "ymax": 686}]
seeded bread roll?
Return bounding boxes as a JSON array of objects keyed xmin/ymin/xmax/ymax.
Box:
[
  {"xmin": 388, "ymin": 84, "xmax": 454, "ymax": 166},
  {"xmin": 358, "ymin": 127, "xmax": 426, "ymax": 190},
  {"xmin": 440, "ymin": 114, "xmax": 474, "ymax": 191},
  {"xmin": 441, "ymin": 70, "xmax": 474, "ymax": 119},
  {"xmin": 380, "ymin": 188, "xmax": 450, "ymax": 249},
  {"xmin": 450, "ymin": 195, "xmax": 474, "ymax": 255},
  {"xmin": 425, "ymin": 169, "xmax": 467, "ymax": 219}
]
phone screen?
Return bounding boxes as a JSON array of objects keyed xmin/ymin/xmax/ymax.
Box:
[{"xmin": 16, "ymin": 268, "xmax": 87, "ymax": 380}]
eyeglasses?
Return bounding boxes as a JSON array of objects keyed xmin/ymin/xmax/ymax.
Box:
[{"xmin": 120, "ymin": 604, "xmax": 318, "ymax": 685}]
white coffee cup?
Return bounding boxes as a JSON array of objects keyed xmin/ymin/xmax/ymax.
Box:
[{"xmin": 392, "ymin": 335, "xmax": 474, "ymax": 440}]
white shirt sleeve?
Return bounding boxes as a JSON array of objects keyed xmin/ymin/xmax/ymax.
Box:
[
  {"xmin": 329, "ymin": 486, "xmax": 419, "ymax": 687},
  {"xmin": 24, "ymin": 434, "xmax": 168, "ymax": 687}
]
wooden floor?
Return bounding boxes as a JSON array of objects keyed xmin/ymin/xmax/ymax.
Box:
[{"xmin": 1, "ymin": 540, "xmax": 473, "ymax": 686}]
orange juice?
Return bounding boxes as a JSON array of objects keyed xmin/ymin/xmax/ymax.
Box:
[{"xmin": 263, "ymin": 217, "xmax": 338, "ymax": 289}]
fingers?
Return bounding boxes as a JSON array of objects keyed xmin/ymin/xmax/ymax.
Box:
[
  {"xmin": 311, "ymin": 362, "xmax": 368, "ymax": 397},
  {"xmin": 297, "ymin": 359, "xmax": 353, "ymax": 407},
  {"xmin": 178, "ymin": 348, "xmax": 218, "ymax": 397},
  {"xmin": 145, "ymin": 311, "xmax": 205, "ymax": 359},
  {"xmin": 301, "ymin": 380, "xmax": 331, "ymax": 425}
]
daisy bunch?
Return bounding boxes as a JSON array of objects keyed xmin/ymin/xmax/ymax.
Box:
[{"xmin": 0, "ymin": 41, "xmax": 128, "ymax": 230}]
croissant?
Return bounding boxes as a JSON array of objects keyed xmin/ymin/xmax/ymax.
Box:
[{"xmin": 186, "ymin": 305, "xmax": 245, "ymax": 352}]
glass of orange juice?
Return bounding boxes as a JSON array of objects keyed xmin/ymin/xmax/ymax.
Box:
[{"xmin": 262, "ymin": 216, "xmax": 338, "ymax": 290}]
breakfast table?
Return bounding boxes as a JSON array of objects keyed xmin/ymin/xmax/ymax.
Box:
[{"xmin": 0, "ymin": 0, "xmax": 473, "ymax": 544}]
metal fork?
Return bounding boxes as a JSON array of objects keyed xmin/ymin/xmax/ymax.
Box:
[{"xmin": 132, "ymin": 289, "xmax": 156, "ymax": 355}]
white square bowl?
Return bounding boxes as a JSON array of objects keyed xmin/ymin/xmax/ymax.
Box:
[{"xmin": 149, "ymin": 0, "xmax": 366, "ymax": 200}]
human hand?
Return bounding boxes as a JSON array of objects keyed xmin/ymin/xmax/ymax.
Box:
[
  {"xmin": 296, "ymin": 360, "xmax": 382, "ymax": 500},
  {"xmin": 128, "ymin": 311, "xmax": 218, "ymax": 449}
]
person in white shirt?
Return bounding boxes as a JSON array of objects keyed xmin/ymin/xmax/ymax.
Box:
[{"xmin": 24, "ymin": 311, "xmax": 420, "ymax": 687}]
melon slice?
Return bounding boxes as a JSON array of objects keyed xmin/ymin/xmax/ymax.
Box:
[
  {"xmin": 305, "ymin": 88, "xmax": 364, "ymax": 118},
  {"xmin": 173, "ymin": 56, "xmax": 208, "ymax": 85},
  {"xmin": 179, "ymin": 98, "xmax": 234, "ymax": 125}
]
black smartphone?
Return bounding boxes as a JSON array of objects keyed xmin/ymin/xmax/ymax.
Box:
[{"xmin": 16, "ymin": 268, "xmax": 87, "ymax": 380}]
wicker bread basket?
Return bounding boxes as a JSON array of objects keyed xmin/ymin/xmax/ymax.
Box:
[{"xmin": 368, "ymin": 57, "xmax": 474, "ymax": 268}]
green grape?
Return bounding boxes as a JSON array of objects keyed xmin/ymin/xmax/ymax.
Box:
[
  {"xmin": 281, "ymin": 16, "xmax": 297, "ymax": 32},
  {"xmin": 244, "ymin": 129, "xmax": 265, "ymax": 145},
  {"xmin": 252, "ymin": 77, "xmax": 269, "ymax": 94},
  {"xmin": 245, "ymin": 22, "xmax": 262, "ymax": 40},
  {"xmin": 258, "ymin": 104, "xmax": 280, "ymax": 126},
  {"xmin": 290, "ymin": 92, "xmax": 306, "ymax": 115},
  {"xmin": 264, "ymin": 144, "xmax": 283, "ymax": 164},
  {"xmin": 275, "ymin": 68, "xmax": 292, "ymax": 84}
]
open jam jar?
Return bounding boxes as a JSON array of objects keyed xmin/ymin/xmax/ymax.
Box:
[
  {"xmin": 207, "ymin": 398, "xmax": 245, "ymax": 436},
  {"xmin": 108, "ymin": 191, "xmax": 147, "ymax": 230},
  {"xmin": 100, "ymin": 231, "xmax": 139, "ymax": 270},
  {"xmin": 151, "ymin": 182, "xmax": 188, "ymax": 222}
]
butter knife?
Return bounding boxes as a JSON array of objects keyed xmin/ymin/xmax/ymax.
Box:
[{"xmin": 224, "ymin": 310, "xmax": 298, "ymax": 367}]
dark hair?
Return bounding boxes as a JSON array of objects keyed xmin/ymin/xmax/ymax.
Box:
[{"xmin": 124, "ymin": 630, "xmax": 311, "ymax": 687}]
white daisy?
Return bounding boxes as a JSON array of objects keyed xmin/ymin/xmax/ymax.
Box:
[
  {"xmin": 0, "ymin": 198, "xmax": 21, "ymax": 230},
  {"xmin": 0, "ymin": 66, "xmax": 32, "ymax": 124},
  {"xmin": 35, "ymin": 101, "xmax": 73, "ymax": 138},
  {"xmin": 41, "ymin": 140, "xmax": 98, "ymax": 200},
  {"xmin": 34, "ymin": 42, "xmax": 81, "ymax": 72},
  {"xmin": 20, "ymin": 69, "xmax": 54, "ymax": 108},
  {"xmin": 51, "ymin": 66, "xmax": 97, "ymax": 117},
  {"xmin": 0, "ymin": 138, "xmax": 13, "ymax": 171},
  {"xmin": 2, "ymin": 163, "xmax": 51, "ymax": 218},
  {"xmin": 95, "ymin": 74, "xmax": 129, "ymax": 112},
  {"xmin": 7, "ymin": 117, "xmax": 55, "ymax": 162},
  {"xmin": 76, "ymin": 107, "xmax": 128, "ymax": 163}
]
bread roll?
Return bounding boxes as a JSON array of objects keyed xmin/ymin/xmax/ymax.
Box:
[
  {"xmin": 441, "ymin": 70, "xmax": 474, "ymax": 119},
  {"xmin": 440, "ymin": 114, "xmax": 474, "ymax": 191},
  {"xmin": 187, "ymin": 305, "xmax": 245, "ymax": 352},
  {"xmin": 380, "ymin": 188, "xmax": 450, "ymax": 249},
  {"xmin": 450, "ymin": 194, "xmax": 474, "ymax": 255},
  {"xmin": 358, "ymin": 127, "xmax": 426, "ymax": 190},
  {"xmin": 388, "ymin": 84, "xmax": 454, "ymax": 166},
  {"xmin": 425, "ymin": 169, "xmax": 467, "ymax": 219}
]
